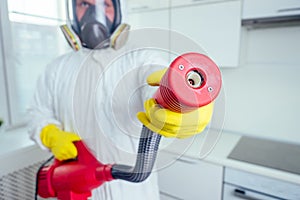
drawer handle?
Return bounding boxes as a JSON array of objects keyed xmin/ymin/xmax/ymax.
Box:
[{"xmin": 233, "ymin": 189, "xmax": 263, "ymax": 200}]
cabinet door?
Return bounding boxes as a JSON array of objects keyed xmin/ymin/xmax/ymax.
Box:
[
  {"xmin": 158, "ymin": 152, "xmax": 223, "ymax": 200},
  {"xmin": 128, "ymin": 9, "xmax": 169, "ymax": 30},
  {"xmin": 170, "ymin": 0, "xmax": 242, "ymax": 67},
  {"xmin": 127, "ymin": 10, "xmax": 171, "ymax": 63}
]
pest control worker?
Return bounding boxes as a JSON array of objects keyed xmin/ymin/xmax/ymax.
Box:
[{"xmin": 27, "ymin": 0, "xmax": 214, "ymax": 199}]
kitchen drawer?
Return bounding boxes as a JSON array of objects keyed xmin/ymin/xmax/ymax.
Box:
[
  {"xmin": 170, "ymin": 0, "xmax": 242, "ymax": 67},
  {"xmin": 158, "ymin": 151, "xmax": 223, "ymax": 200}
]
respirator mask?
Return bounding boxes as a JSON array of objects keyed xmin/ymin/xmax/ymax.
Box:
[{"xmin": 65, "ymin": 0, "xmax": 128, "ymax": 50}]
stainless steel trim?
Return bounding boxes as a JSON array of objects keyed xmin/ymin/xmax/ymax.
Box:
[
  {"xmin": 242, "ymin": 15, "xmax": 300, "ymax": 26},
  {"xmin": 277, "ymin": 7, "xmax": 300, "ymax": 13}
]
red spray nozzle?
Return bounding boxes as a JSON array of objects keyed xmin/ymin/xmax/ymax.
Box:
[{"xmin": 154, "ymin": 52, "xmax": 222, "ymax": 112}]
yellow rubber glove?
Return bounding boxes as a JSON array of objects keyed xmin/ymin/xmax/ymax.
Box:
[
  {"xmin": 40, "ymin": 124, "xmax": 81, "ymax": 161},
  {"xmin": 137, "ymin": 68, "xmax": 214, "ymax": 139}
]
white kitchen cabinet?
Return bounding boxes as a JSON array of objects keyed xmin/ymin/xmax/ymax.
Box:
[
  {"xmin": 158, "ymin": 151, "xmax": 223, "ymax": 200},
  {"xmin": 127, "ymin": 9, "xmax": 171, "ymax": 63},
  {"xmin": 243, "ymin": 0, "xmax": 300, "ymax": 19},
  {"xmin": 170, "ymin": 0, "xmax": 242, "ymax": 67},
  {"xmin": 127, "ymin": 0, "xmax": 242, "ymax": 67},
  {"xmin": 127, "ymin": 9, "xmax": 169, "ymax": 30}
]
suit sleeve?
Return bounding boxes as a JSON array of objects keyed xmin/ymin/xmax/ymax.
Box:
[{"xmin": 27, "ymin": 59, "xmax": 62, "ymax": 149}]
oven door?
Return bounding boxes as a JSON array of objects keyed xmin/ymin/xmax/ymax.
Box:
[{"xmin": 223, "ymin": 184, "xmax": 285, "ymax": 200}]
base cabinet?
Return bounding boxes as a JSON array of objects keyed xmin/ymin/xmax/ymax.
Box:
[{"xmin": 158, "ymin": 151, "xmax": 223, "ymax": 200}]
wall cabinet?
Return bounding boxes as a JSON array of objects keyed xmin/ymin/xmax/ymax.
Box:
[
  {"xmin": 158, "ymin": 151, "xmax": 223, "ymax": 200},
  {"xmin": 170, "ymin": 0, "xmax": 242, "ymax": 67},
  {"xmin": 127, "ymin": 9, "xmax": 170, "ymax": 63},
  {"xmin": 127, "ymin": 9, "xmax": 169, "ymax": 30},
  {"xmin": 127, "ymin": 0, "xmax": 242, "ymax": 67}
]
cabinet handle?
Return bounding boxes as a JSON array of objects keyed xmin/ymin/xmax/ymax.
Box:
[{"xmin": 233, "ymin": 189, "xmax": 263, "ymax": 200}]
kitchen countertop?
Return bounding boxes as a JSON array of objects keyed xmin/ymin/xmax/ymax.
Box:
[
  {"xmin": 210, "ymin": 134, "xmax": 300, "ymax": 185},
  {"xmin": 1, "ymin": 127, "xmax": 300, "ymax": 186},
  {"xmin": 161, "ymin": 129, "xmax": 300, "ymax": 186}
]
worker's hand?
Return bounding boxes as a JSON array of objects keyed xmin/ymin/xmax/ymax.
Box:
[
  {"xmin": 137, "ymin": 68, "xmax": 214, "ymax": 138},
  {"xmin": 40, "ymin": 124, "xmax": 81, "ymax": 161}
]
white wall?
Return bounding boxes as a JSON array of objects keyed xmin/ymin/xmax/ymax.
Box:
[
  {"xmin": 0, "ymin": 0, "xmax": 10, "ymax": 124},
  {"xmin": 221, "ymin": 25, "xmax": 300, "ymax": 144},
  {"xmin": 0, "ymin": 40, "xmax": 9, "ymax": 123}
]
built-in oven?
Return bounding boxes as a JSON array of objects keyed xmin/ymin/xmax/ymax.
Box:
[
  {"xmin": 223, "ymin": 168, "xmax": 300, "ymax": 200},
  {"xmin": 224, "ymin": 183, "xmax": 285, "ymax": 200}
]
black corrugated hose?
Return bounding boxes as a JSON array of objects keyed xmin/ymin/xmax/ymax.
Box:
[{"xmin": 111, "ymin": 125, "xmax": 162, "ymax": 182}]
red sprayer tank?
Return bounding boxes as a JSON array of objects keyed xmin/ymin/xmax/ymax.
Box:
[{"xmin": 37, "ymin": 141, "xmax": 113, "ymax": 200}]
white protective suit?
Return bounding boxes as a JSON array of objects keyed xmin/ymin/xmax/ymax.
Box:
[{"xmin": 27, "ymin": 31, "xmax": 169, "ymax": 199}]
